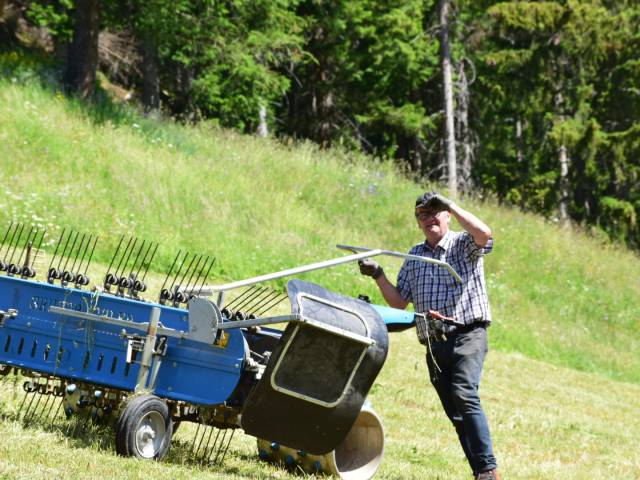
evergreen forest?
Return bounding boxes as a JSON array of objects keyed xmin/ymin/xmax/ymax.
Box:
[{"xmin": 2, "ymin": 0, "xmax": 639, "ymax": 248}]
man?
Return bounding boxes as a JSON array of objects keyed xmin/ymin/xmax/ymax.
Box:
[{"xmin": 359, "ymin": 191, "xmax": 499, "ymax": 480}]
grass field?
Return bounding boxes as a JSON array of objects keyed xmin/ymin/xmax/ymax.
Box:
[
  {"xmin": 1, "ymin": 334, "xmax": 639, "ymax": 479},
  {"xmin": 0, "ymin": 49, "xmax": 639, "ymax": 479}
]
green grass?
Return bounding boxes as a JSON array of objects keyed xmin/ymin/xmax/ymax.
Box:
[
  {"xmin": 0, "ymin": 338, "xmax": 639, "ymax": 479},
  {"xmin": 0, "ymin": 49, "xmax": 639, "ymax": 478}
]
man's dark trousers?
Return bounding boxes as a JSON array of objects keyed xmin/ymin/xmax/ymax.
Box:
[{"xmin": 426, "ymin": 326, "xmax": 497, "ymax": 474}]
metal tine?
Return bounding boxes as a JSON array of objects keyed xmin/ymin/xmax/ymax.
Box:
[
  {"xmin": 35, "ymin": 389, "xmax": 54, "ymax": 424},
  {"xmin": 169, "ymin": 251, "xmax": 189, "ymax": 294},
  {"xmin": 73, "ymin": 234, "xmax": 93, "ymax": 278},
  {"xmin": 67, "ymin": 232, "xmax": 87, "ymax": 277},
  {"xmin": 225, "ymin": 286, "xmax": 259, "ymax": 310},
  {"xmin": 47, "ymin": 227, "xmax": 66, "ymax": 274},
  {"xmin": 189, "ymin": 420, "xmax": 203, "ymax": 457},
  {"xmin": 59, "ymin": 231, "xmax": 80, "ymax": 275},
  {"xmin": 134, "ymin": 241, "xmax": 155, "ymax": 281},
  {"xmin": 176, "ymin": 253, "xmax": 197, "ymax": 294},
  {"xmin": 198, "ymin": 425, "xmax": 215, "ymax": 462},
  {"xmin": 38, "ymin": 393, "xmax": 56, "ymax": 423},
  {"xmin": 236, "ymin": 287, "xmax": 271, "ymax": 312},
  {"xmin": 227, "ymin": 286, "xmax": 264, "ymax": 312},
  {"xmin": 0, "ymin": 221, "xmax": 14, "ymax": 259},
  {"xmin": 242, "ymin": 286, "xmax": 274, "ymax": 311},
  {"xmin": 24, "ymin": 388, "xmax": 45, "ymax": 425},
  {"xmin": 194, "ymin": 422, "xmax": 210, "ymax": 457},
  {"xmin": 6, "ymin": 223, "xmax": 25, "ymax": 266},
  {"xmin": 2, "ymin": 222, "xmax": 21, "ymax": 263},
  {"xmin": 31, "ymin": 229, "xmax": 46, "ymax": 269},
  {"xmin": 21, "ymin": 387, "xmax": 39, "ymax": 422},
  {"xmin": 139, "ymin": 242, "xmax": 158, "ymax": 284},
  {"xmin": 187, "ymin": 254, "xmax": 208, "ymax": 297},
  {"xmin": 204, "ymin": 427, "xmax": 223, "ymax": 464},
  {"xmin": 17, "ymin": 233, "xmax": 35, "ymax": 275},
  {"xmin": 74, "ymin": 234, "xmax": 93, "ymax": 277},
  {"xmin": 159, "ymin": 249, "xmax": 181, "ymax": 300},
  {"xmin": 212, "ymin": 428, "xmax": 232, "ymax": 464},
  {"xmin": 14, "ymin": 226, "xmax": 35, "ymax": 268},
  {"xmin": 246, "ymin": 289, "xmax": 281, "ymax": 315},
  {"xmin": 231, "ymin": 286, "xmax": 266, "ymax": 312},
  {"xmin": 16, "ymin": 388, "xmax": 33, "ymax": 418},
  {"xmin": 105, "ymin": 234, "xmax": 125, "ymax": 279},
  {"xmin": 50, "ymin": 396, "xmax": 64, "ymax": 428},
  {"xmin": 55, "ymin": 229, "xmax": 73, "ymax": 272},
  {"xmin": 191, "ymin": 255, "xmax": 211, "ymax": 296},
  {"xmin": 128, "ymin": 239, "xmax": 147, "ymax": 280},
  {"xmin": 116, "ymin": 237, "xmax": 138, "ymax": 280},
  {"xmin": 195, "ymin": 257, "xmax": 216, "ymax": 297},
  {"xmin": 81, "ymin": 236, "xmax": 99, "ymax": 278},
  {"xmin": 183, "ymin": 254, "xmax": 204, "ymax": 296},
  {"xmin": 255, "ymin": 292, "xmax": 288, "ymax": 317},
  {"xmin": 112, "ymin": 236, "xmax": 135, "ymax": 281},
  {"xmin": 260, "ymin": 294, "xmax": 288, "ymax": 317},
  {"xmin": 42, "ymin": 383, "xmax": 59, "ymax": 423},
  {"xmin": 217, "ymin": 428, "xmax": 236, "ymax": 465}
]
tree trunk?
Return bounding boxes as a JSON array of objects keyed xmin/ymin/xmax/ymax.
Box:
[
  {"xmin": 411, "ymin": 135, "xmax": 423, "ymax": 174},
  {"xmin": 515, "ymin": 118, "xmax": 524, "ymax": 164},
  {"xmin": 314, "ymin": 69, "xmax": 334, "ymax": 148},
  {"xmin": 438, "ymin": 0, "xmax": 457, "ymax": 197},
  {"xmin": 456, "ymin": 60, "xmax": 473, "ymax": 193},
  {"xmin": 142, "ymin": 34, "xmax": 160, "ymax": 114},
  {"xmin": 558, "ymin": 143, "xmax": 570, "ymax": 222},
  {"xmin": 64, "ymin": 0, "xmax": 100, "ymax": 99},
  {"xmin": 257, "ymin": 104, "xmax": 268, "ymax": 137},
  {"xmin": 554, "ymin": 88, "xmax": 570, "ymax": 224}
]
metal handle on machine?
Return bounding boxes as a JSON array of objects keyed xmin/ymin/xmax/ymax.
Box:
[
  {"xmin": 48, "ymin": 306, "xmax": 186, "ymax": 339},
  {"xmin": 217, "ymin": 313, "xmax": 374, "ymax": 346},
  {"xmin": 203, "ymin": 245, "xmax": 461, "ymax": 293}
]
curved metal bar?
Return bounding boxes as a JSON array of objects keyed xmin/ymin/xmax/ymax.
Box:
[
  {"xmin": 336, "ymin": 244, "xmax": 462, "ymax": 283},
  {"xmin": 203, "ymin": 244, "xmax": 461, "ymax": 294}
]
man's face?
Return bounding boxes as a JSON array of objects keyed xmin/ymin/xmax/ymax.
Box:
[{"xmin": 415, "ymin": 207, "xmax": 450, "ymax": 243}]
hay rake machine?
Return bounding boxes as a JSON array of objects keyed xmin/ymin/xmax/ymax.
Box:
[{"xmin": 0, "ymin": 223, "xmax": 460, "ymax": 479}]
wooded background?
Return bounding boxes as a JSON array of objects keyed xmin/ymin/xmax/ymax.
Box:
[{"xmin": 2, "ymin": 0, "xmax": 639, "ymax": 249}]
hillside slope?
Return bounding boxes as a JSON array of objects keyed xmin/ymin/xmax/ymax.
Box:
[
  {"xmin": 1, "ymin": 56, "xmax": 638, "ymax": 384},
  {"xmin": 0, "ymin": 51, "xmax": 639, "ymax": 480}
]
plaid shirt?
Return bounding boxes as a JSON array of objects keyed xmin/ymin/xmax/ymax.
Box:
[{"xmin": 397, "ymin": 230, "xmax": 492, "ymax": 327}]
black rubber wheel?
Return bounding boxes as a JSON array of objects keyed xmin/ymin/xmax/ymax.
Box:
[{"xmin": 115, "ymin": 394, "xmax": 173, "ymax": 460}]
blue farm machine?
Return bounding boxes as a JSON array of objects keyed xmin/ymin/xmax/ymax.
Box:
[{"xmin": 0, "ymin": 223, "xmax": 460, "ymax": 479}]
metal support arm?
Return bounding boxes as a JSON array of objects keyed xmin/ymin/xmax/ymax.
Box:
[{"xmin": 202, "ymin": 245, "xmax": 461, "ymax": 294}]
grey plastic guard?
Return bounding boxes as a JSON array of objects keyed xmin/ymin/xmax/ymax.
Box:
[
  {"xmin": 240, "ymin": 279, "xmax": 389, "ymax": 455},
  {"xmin": 187, "ymin": 297, "xmax": 221, "ymax": 344}
]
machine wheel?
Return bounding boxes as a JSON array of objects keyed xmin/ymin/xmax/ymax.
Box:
[{"xmin": 115, "ymin": 394, "xmax": 173, "ymax": 460}]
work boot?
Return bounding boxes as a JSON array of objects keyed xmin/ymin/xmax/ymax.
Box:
[{"xmin": 476, "ymin": 469, "xmax": 501, "ymax": 480}]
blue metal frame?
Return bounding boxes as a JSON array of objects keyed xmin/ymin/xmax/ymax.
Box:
[{"xmin": 0, "ymin": 276, "xmax": 245, "ymax": 405}]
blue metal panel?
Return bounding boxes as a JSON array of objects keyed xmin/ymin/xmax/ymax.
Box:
[
  {"xmin": 371, "ymin": 304, "xmax": 416, "ymax": 331},
  {"xmin": 0, "ymin": 276, "xmax": 245, "ymax": 405}
]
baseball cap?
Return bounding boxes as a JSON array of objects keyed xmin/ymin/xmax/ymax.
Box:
[{"xmin": 415, "ymin": 191, "xmax": 438, "ymax": 210}]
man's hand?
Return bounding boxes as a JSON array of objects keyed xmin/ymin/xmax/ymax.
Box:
[
  {"xmin": 358, "ymin": 258, "xmax": 384, "ymax": 279},
  {"xmin": 427, "ymin": 193, "xmax": 454, "ymax": 212}
]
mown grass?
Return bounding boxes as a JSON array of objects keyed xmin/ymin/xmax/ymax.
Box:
[
  {"xmin": 1, "ymin": 335, "xmax": 639, "ymax": 479},
  {"xmin": 0, "ymin": 48, "xmax": 639, "ymax": 478}
]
